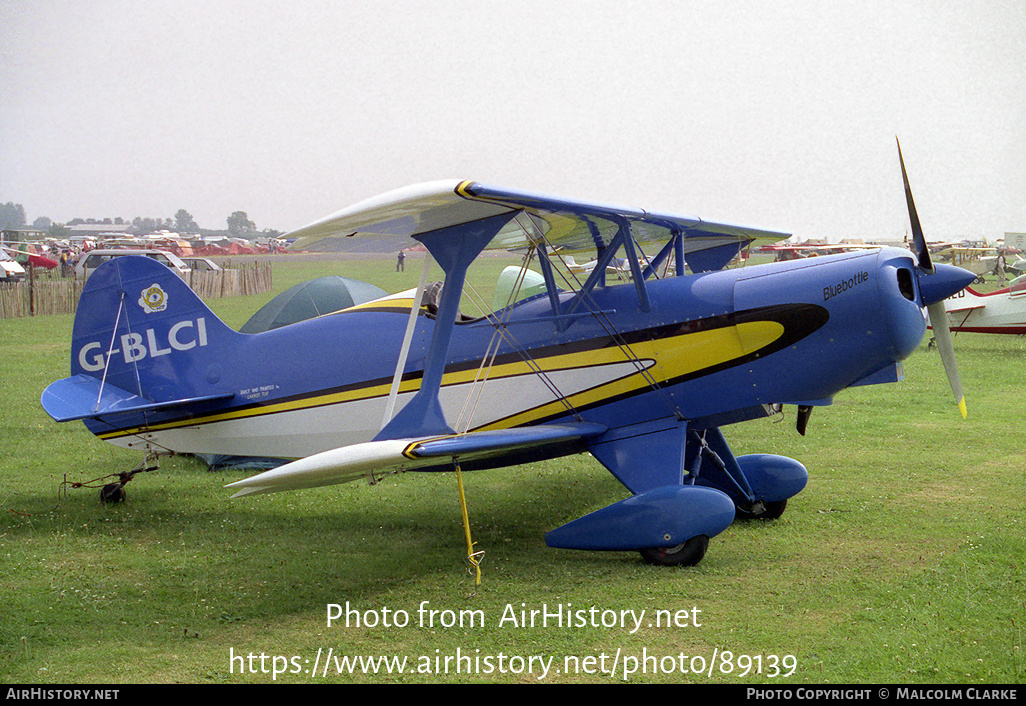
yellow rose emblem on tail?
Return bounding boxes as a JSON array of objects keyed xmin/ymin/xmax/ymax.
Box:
[{"xmin": 139, "ymin": 284, "xmax": 168, "ymax": 313}]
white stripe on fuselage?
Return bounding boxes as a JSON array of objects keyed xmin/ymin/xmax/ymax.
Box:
[{"xmin": 106, "ymin": 359, "xmax": 651, "ymax": 458}]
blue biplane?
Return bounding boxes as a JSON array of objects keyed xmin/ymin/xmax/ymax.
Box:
[{"xmin": 41, "ymin": 142, "xmax": 973, "ymax": 567}]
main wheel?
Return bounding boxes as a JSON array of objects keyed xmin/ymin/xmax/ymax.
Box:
[
  {"xmin": 759, "ymin": 499, "xmax": 788, "ymax": 519},
  {"xmin": 735, "ymin": 498, "xmax": 787, "ymax": 520},
  {"xmin": 639, "ymin": 535, "xmax": 709, "ymax": 566}
]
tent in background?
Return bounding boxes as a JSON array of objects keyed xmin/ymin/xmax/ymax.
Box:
[
  {"xmin": 200, "ymin": 275, "xmax": 388, "ymax": 470},
  {"xmin": 240, "ymin": 275, "xmax": 387, "ymax": 333}
]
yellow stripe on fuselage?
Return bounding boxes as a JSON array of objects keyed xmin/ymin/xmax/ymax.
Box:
[
  {"xmin": 472, "ymin": 319, "xmax": 784, "ymax": 429},
  {"xmin": 340, "ymin": 297, "xmax": 421, "ymax": 314}
]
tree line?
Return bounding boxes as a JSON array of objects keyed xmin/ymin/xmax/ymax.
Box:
[{"xmin": 0, "ymin": 202, "xmax": 281, "ymax": 239}]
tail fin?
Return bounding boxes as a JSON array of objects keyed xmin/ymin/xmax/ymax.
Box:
[{"xmin": 42, "ymin": 255, "xmax": 240, "ymax": 423}]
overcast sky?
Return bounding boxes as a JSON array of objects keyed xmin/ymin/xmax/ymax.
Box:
[{"xmin": 2, "ymin": 1, "xmax": 1024, "ymax": 243}]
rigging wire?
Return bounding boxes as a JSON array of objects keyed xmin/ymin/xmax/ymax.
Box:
[
  {"xmin": 537, "ymin": 226, "xmax": 685, "ymax": 421},
  {"xmin": 450, "ymin": 254, "xmax": 531, "ymax": 433},
  {"xmin": 95, "ymin": 292, "xmax": 126, "ymax": 412},
  {"xmin": 454, "ymin": 247, "xmax": 581, "ymax": 431}
]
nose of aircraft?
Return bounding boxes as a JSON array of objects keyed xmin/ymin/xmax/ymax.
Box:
[
  {"xmin": 918, "ymin": 263, "xmax": 977, "ymax": 307},
  {"xmin": 876, "ymin": 253, "xmax": 975, "ymax": 362}
]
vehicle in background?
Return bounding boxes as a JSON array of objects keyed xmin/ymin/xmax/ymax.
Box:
[
  {"xmin": 181, "ymin": 256, "xmax": 223, "ymax": 273},
  {"xmin": 0, "ymin": 249, "xmax": 27, "ymax": 282},
  {"xmin": 76, "ymin": 249, "xmax": 191, "ymax": 281}
]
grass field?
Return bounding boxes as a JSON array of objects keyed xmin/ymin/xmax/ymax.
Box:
[{"xmin": 1, "ymin": 254, "xmax": 1022, "ymax": 684}]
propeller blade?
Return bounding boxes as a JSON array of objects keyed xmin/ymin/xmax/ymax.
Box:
[
  {"xmin": 898, "ymin": 137, "xmax": 967, "ymax": 418},
  {"xmin": 896, "ymin": 137, "xmax": 934, "ymax": 274},
  {"xmin": 928, "ymin": 300, "xmax": 967, "ymax": 419}
]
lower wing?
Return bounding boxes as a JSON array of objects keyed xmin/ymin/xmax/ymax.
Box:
[{"xmin": 225, "ymin": 422, "xmax": 607, "ymax": 497}]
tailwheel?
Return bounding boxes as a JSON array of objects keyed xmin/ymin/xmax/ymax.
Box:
[
  {"xmin": 640, "ymin": 535, "xmax": 709, "ymax": 567},
  {"xmin": 91, "ymin": 456, "xmax": 160, "ymax": 504},
  {"xmin": 100, "ymin": 482, "xmax": 127, "ymax": 504}
]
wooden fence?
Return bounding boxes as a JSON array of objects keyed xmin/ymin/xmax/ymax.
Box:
[{"xmin": 0, "ymin": 262, "xmax": 273, "ymax": 319}]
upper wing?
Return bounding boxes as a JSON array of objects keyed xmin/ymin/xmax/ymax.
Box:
[{"xmin": 287, "ymin": 180, "xmax": 790, "ymax": 266}]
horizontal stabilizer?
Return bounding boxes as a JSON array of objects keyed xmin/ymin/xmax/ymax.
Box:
[
  {"xmin": 41, "ymin": 374, "xmax": 234, "ymax": 423},
  {"xmin": 226, "ymin": 422, "xmax": 607, "ymax": 498}
]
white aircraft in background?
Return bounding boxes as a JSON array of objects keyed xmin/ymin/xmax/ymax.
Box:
[{"xmin": 940, "ymin": 278, "xmax": 1026, "ymax": 335}]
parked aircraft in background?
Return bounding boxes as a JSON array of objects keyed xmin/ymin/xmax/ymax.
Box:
[{"xmin": 938, "ymin": 279, "xmax": 1026, "ymax": 335}]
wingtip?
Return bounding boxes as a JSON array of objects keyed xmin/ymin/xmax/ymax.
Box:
[
  {"xmin": 224, "ymin": 477, "xmax": 273, "ymax": 498},
  {"xmin": 227, "ymin": 484, "xmax": 275, "ymax": 499}
]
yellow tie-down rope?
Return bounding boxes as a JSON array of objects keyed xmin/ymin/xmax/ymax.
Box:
[{"xmin": 454, "ymin": 459, "xmax": 483, "ymax": 586}]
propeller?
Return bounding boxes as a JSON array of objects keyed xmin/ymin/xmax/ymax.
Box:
[{"xmin": 896, "ymin": 137, "xmax": 967, "ymax": 419}]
